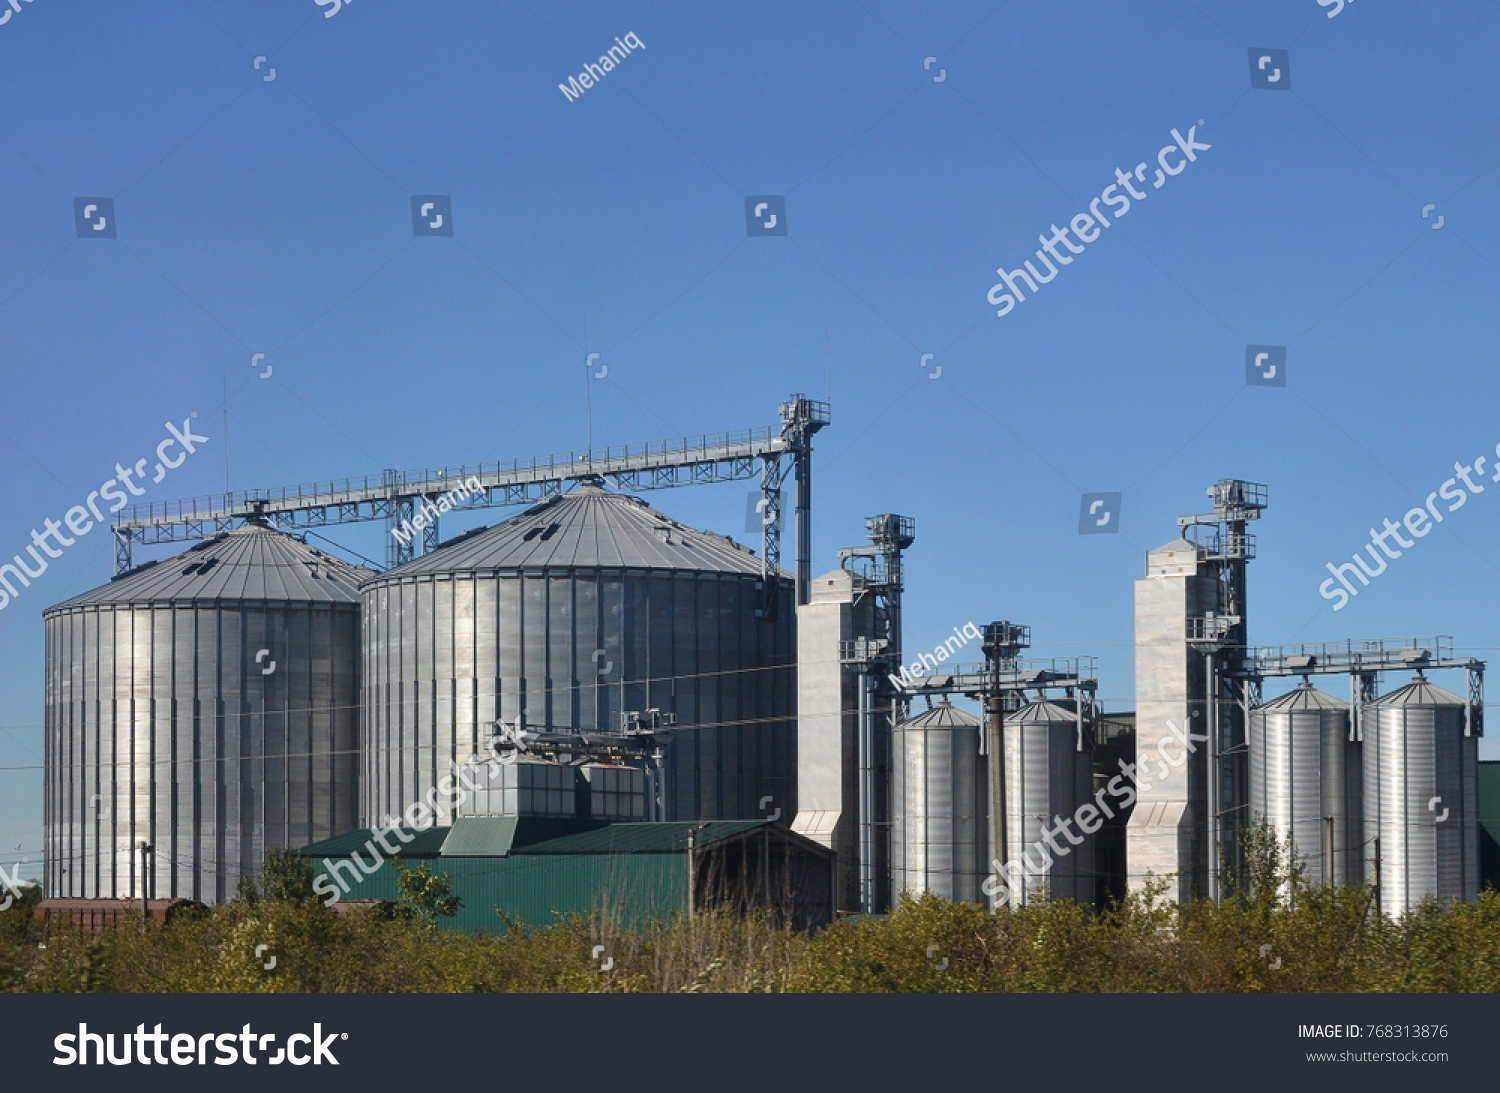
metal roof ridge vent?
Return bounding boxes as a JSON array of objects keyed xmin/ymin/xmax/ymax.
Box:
[{"xmin": 110, "ymin": 558, "xmax": 160, "ymax": 581}]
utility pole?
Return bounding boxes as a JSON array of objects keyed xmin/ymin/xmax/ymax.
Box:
[
  {"xmin": 139, "ymin": 842, "xmax": 153, "ymax": 925},
  {"xmin": 686, "ymin": 823, "xmax": 708, "ymax": 921},
  {"xmin": 762, "ymin": 823, "xmax": 771, "ymax": 914},
  {"xmin": 982, "ymin": 623, "xmax": 1029, "ymax": 911},
  {"xmin": 1371, "ymin": 836, "xmax": 1382, "ymax": 916},
  {"xmin": 988, "ymin": 669, "xmax": 1006, "ymax": 910},
  {"xmin": 1324, "ymin": 814, "xmax": 1334, "ymax": 888}
]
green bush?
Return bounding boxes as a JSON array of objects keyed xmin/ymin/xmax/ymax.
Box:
[{"xmin": 3, "ymin": 828, "xmax": 1496, "ymax": 993}]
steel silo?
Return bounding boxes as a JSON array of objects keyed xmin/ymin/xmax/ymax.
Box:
[
  {"xmin": 360, "ymin": 484, "xmax": 794, "ymax": 828},
  {"xmin": 890, "ymin": 700, "xmax": 985, "ymax": 905},
  {"xmin": 1002, "ymin": 698, "xmax": 1095, "ymax": 906},
  {"xmin": 1364, "ymin": 673, "xmax": 1479, "ymax": 915},
  {"xmin": 43, "ymin": 524, "xmax": 369, "ymax": 904},
  {"xmin": 1248, "ymin": 681, "xmax": 1360, "ymax": 886}
]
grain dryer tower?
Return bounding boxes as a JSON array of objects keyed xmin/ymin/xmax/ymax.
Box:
[
  {"xmin": 794, "ymin": 514, "xmax": 914, "ymax": 914},
  {"xmin": 1129, "ymin": 480, "xmax": 1265, "ymax": 902}
]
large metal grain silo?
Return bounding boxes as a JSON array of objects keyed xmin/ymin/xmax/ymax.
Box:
[
  {"xmin": 43, "ymin": 524, "xmax": 369, "ymax": 904},
  {"xmin": 360, "ymin": 484, "xmax": 794, "ymax": 828},
  {"xmin": 1248, "ymin": 681, "xmax": 1360, "ymax": 886},
  {"xmin": 890, "ymin": 700, "xmax": 985, "ymax": 905},
  {"xmin": 1364, "ymin": 673, "xmax": 1479, "ymax": 915},
  {"xmin": 1002, "ymin": 698, "xmax": 1095, "ymax": 906}
]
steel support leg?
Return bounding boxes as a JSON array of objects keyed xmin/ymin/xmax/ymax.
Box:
[
  {"xmin": 1468, "ymin": 666, "xmax": 1485, "ymax": 738},
  {"xmin": 794, "ymin": 444, "xmax": 812, "ymax": 606},
  {"xmin": 759, "ymin": 457, "xmax": 784, "ymax": 618},
  {"xmin": 388, "ymin": 498, "xmax": 416, "ymax": 570},
  {"xmin": 114, "ymin": 528, "xmax": 133, "ymax": 575}
]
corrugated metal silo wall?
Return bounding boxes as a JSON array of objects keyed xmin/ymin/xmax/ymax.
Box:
[
  {"xmin": 1002, "ymin": 711, "xmax": 1095, "ymax": 906},
  {"xmin": 1248, "ymin": 705, "xmax": 1360, "ymax": 886},
  {"xmin": 1364, "ymin": 704, "xmax": 1478, "ymax": 915},
  {"xmin": 890, "ymin": 721, "xmax": 985, "ymax": 905},
  {"xmin": 362, "ymin": 572, "xmax": 794, "ymax": 828},
  {"xmin": 45, "ymin": 602, "xmax": 360, "ymax": 903}
]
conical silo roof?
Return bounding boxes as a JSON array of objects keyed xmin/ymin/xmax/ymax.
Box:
[
  {"xmin": 1256, "ymin": 680, "xmax": 1348, "ymax": 711},
  {"xmin": 1370, "ymin": 673, "xmax": 1466, "ymax": 707},
  {"xmin": 897, "ymin": 699, "xmax": 981, "ymax": 730},
  {"xmin": 1010, "ymin": 698, "xmax": 1079, "ymax": 722},
  {"xmin": 45, "ymin": 524, "xmax": 372, "ymax": 612},
  {"xmin": 373, "ymin": 484, "xmax": 779, "ymax": 579}
]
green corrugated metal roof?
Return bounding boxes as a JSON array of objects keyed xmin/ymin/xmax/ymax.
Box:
[
  {"xmin": 510, "ymin": 820, "xmax": 769, "ymax": 855},
  {"xmin": 440, "ymin": 816, "xmax": 519, "ymax": 857},
  {"xmin": 301, "ymin": 825, "xmax": 449, "ymax": 859},
  {"xmin": 301, "ymin": 819, "xmax": 784, "ymax": 864}
]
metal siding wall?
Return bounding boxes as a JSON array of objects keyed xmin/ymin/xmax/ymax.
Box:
[
  {"xmin": 718, "ymin": 576, "xmax": 741, "ymax": 819},
  {"xmin": 736, "ymin": 580, "xmax": 756, "ymax": 820},
  {"xmin": 150, "ymin": 608, "xmax": 172, "ymax": 900},
  {"xmin": 475, "ymin": 577, "xmax": 497, "ymax": 741},
  {"xmin": 200, "ymin": 608, "xmax": 221, "ymax": 903},
  {"xmin": 432, "ymin": 579, "xmax": 453, "ymax": 818},
  {"xmin": 529, "ymin": 572, "xmax": 547, "ymax": 730},
  {"xmin": 552, "ymin": 575, "xmax": 573, "ymax": 730},
  {"xmin": 671, "ymin": 574, "xmax": 696, "ymax": 818},
  {"xmin": 1004, "ymin": 710, "xmax": 1094, "ymax": 905},
  {"xmin": 363, "ymin": 567, "xmax": 794, "ymax": 829},
  {"xmin": 498, "ymin": 575, "xmax": 522, "ymax": 728},
  {"xmin": 690, "ymin": 578, "xmax": 719, "ymax": 821},
  {"xmin": 453, "ymin": 577, "xmax": 476, "ymax": 759},
  {"xmin": 47, "ymin": 598, "xmax": 360, "ymax": 905},
  {"xmin": 173, "ymin": 608, "xmax": 197, "ymax": 897},
  {"xmin": 599, "ymin": 578, "xmax": 623, "ymax": 744},
  {"xmin": 112, "ymin": 610, "xmax": 132, "ymax": 898},
  {"xmin": 623, "ymin": 574, "xmax": 649, "ymax": 723}
]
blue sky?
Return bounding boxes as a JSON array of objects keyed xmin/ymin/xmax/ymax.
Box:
[{"xmin": 2, "ymin": 0, "xmax": 1499, "ymax": 876}]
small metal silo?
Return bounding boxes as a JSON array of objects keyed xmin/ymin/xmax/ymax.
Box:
[
  {"xmin": 1364, "ymin": 673, "xmax": 1479, "ymax": 915},
  {"xmin": 890, "ymin": 700, "xmax": 985, "ymax": 904},
  {"xmin": 1002, "ymin": 698, "xmax": 1095, "ymax": 906},
  {"xmin": 1248, "ymin": 681, "xmax": 1360, "ymax": 886}
]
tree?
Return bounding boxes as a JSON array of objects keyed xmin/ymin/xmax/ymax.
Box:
[
  {"xmin": 258, "ymin": 846, "xmax": 317, "ymax": 902},
  {"xmin": 234, "ymin": 875, "xmax": 260, "ymax": 906},
  {"xmin": 391, "ymin": 858, "xmax": 461, "ymax": 929}
]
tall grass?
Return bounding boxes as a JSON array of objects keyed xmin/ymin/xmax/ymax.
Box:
[{"xmin": 4, "ymin": 882, "xmax": 1498, "ymax": 993}]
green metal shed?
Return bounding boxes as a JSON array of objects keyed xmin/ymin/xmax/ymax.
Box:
[
  {"xmin": 1480, "ymin": 761, "xmax": 1500, "ymax": 892},
  {"xmin": 301, "ymin": 818, "xmax": 834, "ymax": 933}
]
